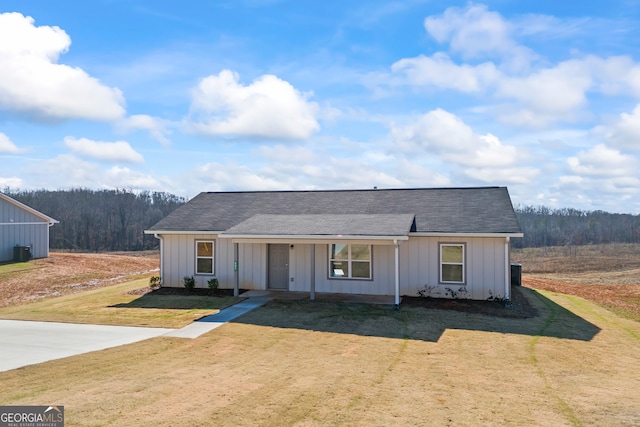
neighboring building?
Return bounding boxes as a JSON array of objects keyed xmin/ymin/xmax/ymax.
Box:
[
  {"xmin": 145, "ymin": 187, "xmax": 523, "ymax": 303},
  {"xmin": 0, "ymin": 193, "xmax": 59, "ymax": 262}
]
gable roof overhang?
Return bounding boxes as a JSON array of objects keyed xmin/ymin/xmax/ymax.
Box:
[
  {"xmin": 0, "ymin": 193, "xmax": 59, "ymax": 226},
  {"xmin": 217, "ymin": 214, "xmax": 414, "ymax": 244}
]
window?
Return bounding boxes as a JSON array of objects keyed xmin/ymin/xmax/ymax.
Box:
[
  {"xmin": 440, "ymin": 243, "xmax": 465, "ymax": 283},
  {"xmin": 329, "ymin": 244, "xmax": 371, "ymax": 279},
  {"xmin": 196, "ymin": 240, "xmax": 215, "ymax": 275}
]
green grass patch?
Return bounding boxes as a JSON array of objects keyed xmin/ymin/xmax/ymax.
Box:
[
  {"xmin": 0, "ymin": 261, "xmax": 39, "ymax": 274},
  {"xmin": 0, "ymin": 278, "xmax": 241, "ymax": 328},
  {"xmin": 600, "ymin": 296, "xmax": 640, "ymax": 323}
]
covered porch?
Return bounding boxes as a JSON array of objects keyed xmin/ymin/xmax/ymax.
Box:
[{"xmin": 219, "ymin": 213, "xmax": 415, "ymax": 306}]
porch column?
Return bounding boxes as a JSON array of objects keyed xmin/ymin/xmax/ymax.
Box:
[
  {"xmin": 234, "ymin": 242, "xmax": 239, "ymax": 297},
  {"xmin": 310, "ymin": 244, "xmax": 316, "ymax": 301},
  {"xmin": 504, "ymin": 237, "xmax": 510, "ymax": 300},
  {"xmin": 394, "ymin": 240, "xmax": 400, "ymax": 307}
]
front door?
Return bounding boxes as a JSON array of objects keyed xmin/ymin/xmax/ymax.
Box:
[{"xmin": 268, "ymin": 244, "xmax": 289, "ymax": 290}]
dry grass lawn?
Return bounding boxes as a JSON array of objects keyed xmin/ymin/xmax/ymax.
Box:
[
  {"xmin": 1, "ymin": 246, "xmax": 639, "ymax": 425},
  {"xmin": 0, "ymin": 278, "xmax": 240, "ymax": 328},
  {"xmin": 0, "ymin": 287, "xmax": 639, "ymax": 426}
]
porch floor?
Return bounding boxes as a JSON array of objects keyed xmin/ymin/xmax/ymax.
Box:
[{"xmin": 240, "ymin": 290, "xmax": 399, "ymax": 305}]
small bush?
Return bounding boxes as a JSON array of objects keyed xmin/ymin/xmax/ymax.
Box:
[
  {"xmin": 183, "ymin": 276, "xmax": 195, "ymax": 291},
  {"xmin": 149, "ymin": 276, "xmax": 161, "ymax": 289},
  {"xmin": 208, "ymin": 277, "xmax": 219, "ymax": 291}
]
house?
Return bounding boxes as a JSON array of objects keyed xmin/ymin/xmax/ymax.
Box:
[
  {"xmin": 145, "ymin": 187, "xmax": 523, "ymax": 303},
  {"xmin": 0, "ymin": 193, "xmax": 59, "ymax": 262}
]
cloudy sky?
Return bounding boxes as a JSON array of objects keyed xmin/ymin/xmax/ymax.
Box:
[{"xmin": 1, "ymin": 1, "xmax": 639, "ymax": 213}]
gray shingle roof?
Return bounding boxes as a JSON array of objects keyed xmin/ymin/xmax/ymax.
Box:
[
  {"xmin": 221, "ymin": 214, "xmax": 416, "ymax": 237},
  {"xmin": 147, "ymin": 187, "xmax": 522, "ymax": 234}
]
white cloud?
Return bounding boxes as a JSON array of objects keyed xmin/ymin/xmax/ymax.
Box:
[
  {"xmin": 23, "ymin": 154, "xmax": 163, "ymax": 192},
  {"xmin": 64, "ymin": 137, "xmax": 144, "ymax": 163},
  {"xmin": 194, "ymin": 162, "xmax": 287, "ymax": 191},
  {"xmin": 424, "ymin": 4, "xmax": 535, "ymax": 68},
  {"xmin": 116, "ymin": 115, "xmax": 172, "ymax": 145},
  {"xmin": 495, "ymin": 59, "xmax": 592, "ymax": 126},
  {"xmin": 465, "ymin": 166, "xmax": 540, "ymax": 184},
  {"xmin": 567, "ymin": 144, "xmax": 637, "ymax": 177},
  {"xmin": 0, "ymin": 12, "xmax": 125, "ymax": 121},
  {"xmin": 0, "ymin": 132, "xmax": 21, "ymax": 153},
  {"xmin": 391, "ymin": 109, "xmax": 521, "ymax": 167},
  {"xmin": 187, "ymin": 69, "xmax": 320, "ymax": 139},
  {"xmin": 390, "ymin": 109, "xmax": 538, "ymax": 185},
  {"xmin": 598, "ymin": 104, "xmax": 640, "ymax": 150},
  {"xmin": 0, "ymin": 176, "xmax": 23, "ymax": 188},
  {"xmin": 391, "ymin": 53, "xmax": 499, "ymax": 93},
  {"xmin": 104, "ymin": 166, "xmax": 160, "ymax": 188}
]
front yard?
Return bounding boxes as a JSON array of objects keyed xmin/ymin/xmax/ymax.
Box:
[{"xmin": 0, "ymin": 285, "xmax": 638, "ymax": 426}]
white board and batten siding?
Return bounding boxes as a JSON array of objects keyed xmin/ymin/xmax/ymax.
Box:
[
  {"xmin": 160, "ymin": 234, "xmax": 266, "ymax": 289},
  {"xmin": 0, "ymin": 197, "xmax": 52, "ymax": 262},
  {"xmin": 399, "ymin": 236, "xmax": 508, "ymax": 300},
  {"xmin": 159, "ymin": 234, "xmax": 509, "ymax": 300}
]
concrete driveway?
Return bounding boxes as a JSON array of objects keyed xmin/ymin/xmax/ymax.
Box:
[{"xmin": 0, "ymin": 319, "xmax": 174, "ymax": 372}]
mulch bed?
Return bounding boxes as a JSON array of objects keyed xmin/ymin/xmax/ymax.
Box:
[
  {"xmin": 146, "ymin": 287, "xmax": 247, "ymax": 297},
  {"xmin": 143, "ymin": 286, "xmax": 537, "ymax": 318},
  {"xmin": 401, "ymin": 286, "xmax": 538, "ymax": 318}
]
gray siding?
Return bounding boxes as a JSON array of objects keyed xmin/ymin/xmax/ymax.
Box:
[
  {"xmin": 399, "ymin": 236, "xmax": 507, "ymax": 300},
  {"xmin": 0, "ymin": 198, "xmax": 51, "ymax": 262},
  {"xmin": 158, "ymin": 234, "xmax": 510, "ymax": 300}
]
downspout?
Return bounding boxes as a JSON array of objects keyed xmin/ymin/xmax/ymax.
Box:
[
  {"xmin": 154, "ymin": 233, "xmax": 164, "ymax": 286},
  {"xmin": 394, "ymin": 239, "xmax": 400, "ymax": 309},
  {"xmin": 504, "ymin": 236, "xmax": 510, "ymax": 300}
]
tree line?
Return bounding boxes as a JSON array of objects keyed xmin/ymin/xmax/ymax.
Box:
[
  {"xmin": 4, "ymin": 188, "xmax": 186, "ymax": 251},
  {"xmin": 4, "ymin": 189, "xmax": 640, "ymax": 251},
  {"xmin": 513, "ymin": 205, "xmax": 640, "ymax": 248}
]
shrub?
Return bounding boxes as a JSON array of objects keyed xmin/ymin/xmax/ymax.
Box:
[
  {"xmin": 183, "ymin": 276, "xmax": 195, "ymax": 291},
  {"xmin": 208, "ymin": 277, "xmax": 219, "ymax": 291},
  {"xmin": 149, "ymin": 276, "xmax": 161, "ymax": 289}
]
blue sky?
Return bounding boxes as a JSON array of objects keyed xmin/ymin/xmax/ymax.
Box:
[{"xmin": 1, "ymin": 1, "xmax": 639, "ymax": 213}]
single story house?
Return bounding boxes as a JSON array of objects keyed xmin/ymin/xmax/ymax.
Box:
[
  {"xmin": 0, "ymin": 193, "xmax": 59, "ymax": 262},
  {"xmin": 145, "ymin": 187, "xmax": 523, "ymax": 304}
]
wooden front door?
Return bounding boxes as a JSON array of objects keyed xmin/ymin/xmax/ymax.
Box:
[{"xmin": 268, "ymin": 244, "xmax": 289, "ymax": 290}]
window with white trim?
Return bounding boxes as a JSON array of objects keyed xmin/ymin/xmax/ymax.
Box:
[
  {"xmin": 329, "ymin": 244, "xmax": 371, "ymax": 279},
  {"xmin": 440, "ymin": 243, "xmax": 465, "ymax": 284},
  {"xmin": 196, "ymin": 240, "xmax": 215, "ymax": 275}
]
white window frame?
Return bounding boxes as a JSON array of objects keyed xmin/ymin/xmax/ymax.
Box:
[
  {"xmin": 195, "ymin": 240, "xmax": 215, "ymax": 275},
  {"xmin": 328, "ymin": 243, "xmax": 372, "ymax": 280},
  {"xmin": 439, "ymin": 243, "xmax": 465, "ymax": 284}
]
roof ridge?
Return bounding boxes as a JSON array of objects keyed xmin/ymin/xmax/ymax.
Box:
[{"xmin": 203, "ymin": 186, "xmax": 504, "ymax": 195}]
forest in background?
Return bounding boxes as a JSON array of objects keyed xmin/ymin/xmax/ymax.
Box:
[
  {"xmin": 4, "ymin": 189, "xmax": 640, "ymax": 251},
  {"xmin": 5, "ymin": 189, "xmax": 185, "ymax": 251}
]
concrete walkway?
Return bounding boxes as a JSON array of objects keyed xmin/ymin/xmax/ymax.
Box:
[{"xmin": 164, "ymin": 297, "xmax": 270, "ymax": 338}]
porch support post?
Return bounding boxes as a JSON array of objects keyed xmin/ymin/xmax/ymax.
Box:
[
  {"xmin": 234, "ymin": 242, "xmax": 239, "ymax": 297},
  {"xmin": 504, "ymin": 236, "xmax": 510, "ymax": 300},
  {"xmin": 310, "ymin": 244, "xmax": 316, "ymax": 301},
  {"xmin": 394, "ymin": 239, "xmax": 400, "ymax": 308}
]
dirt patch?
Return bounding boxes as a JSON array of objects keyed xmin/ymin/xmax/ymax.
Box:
[
  {"xmin": 402, "ymin": 285, "xmax": 537, "ymax": 318},
  {"xmin": 524, "ymin": 277, "xmax": 640, "ymax": 321},
  {"xmin": 0, "ymin": 252, "xmax": 159, "ymax": 307}
]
